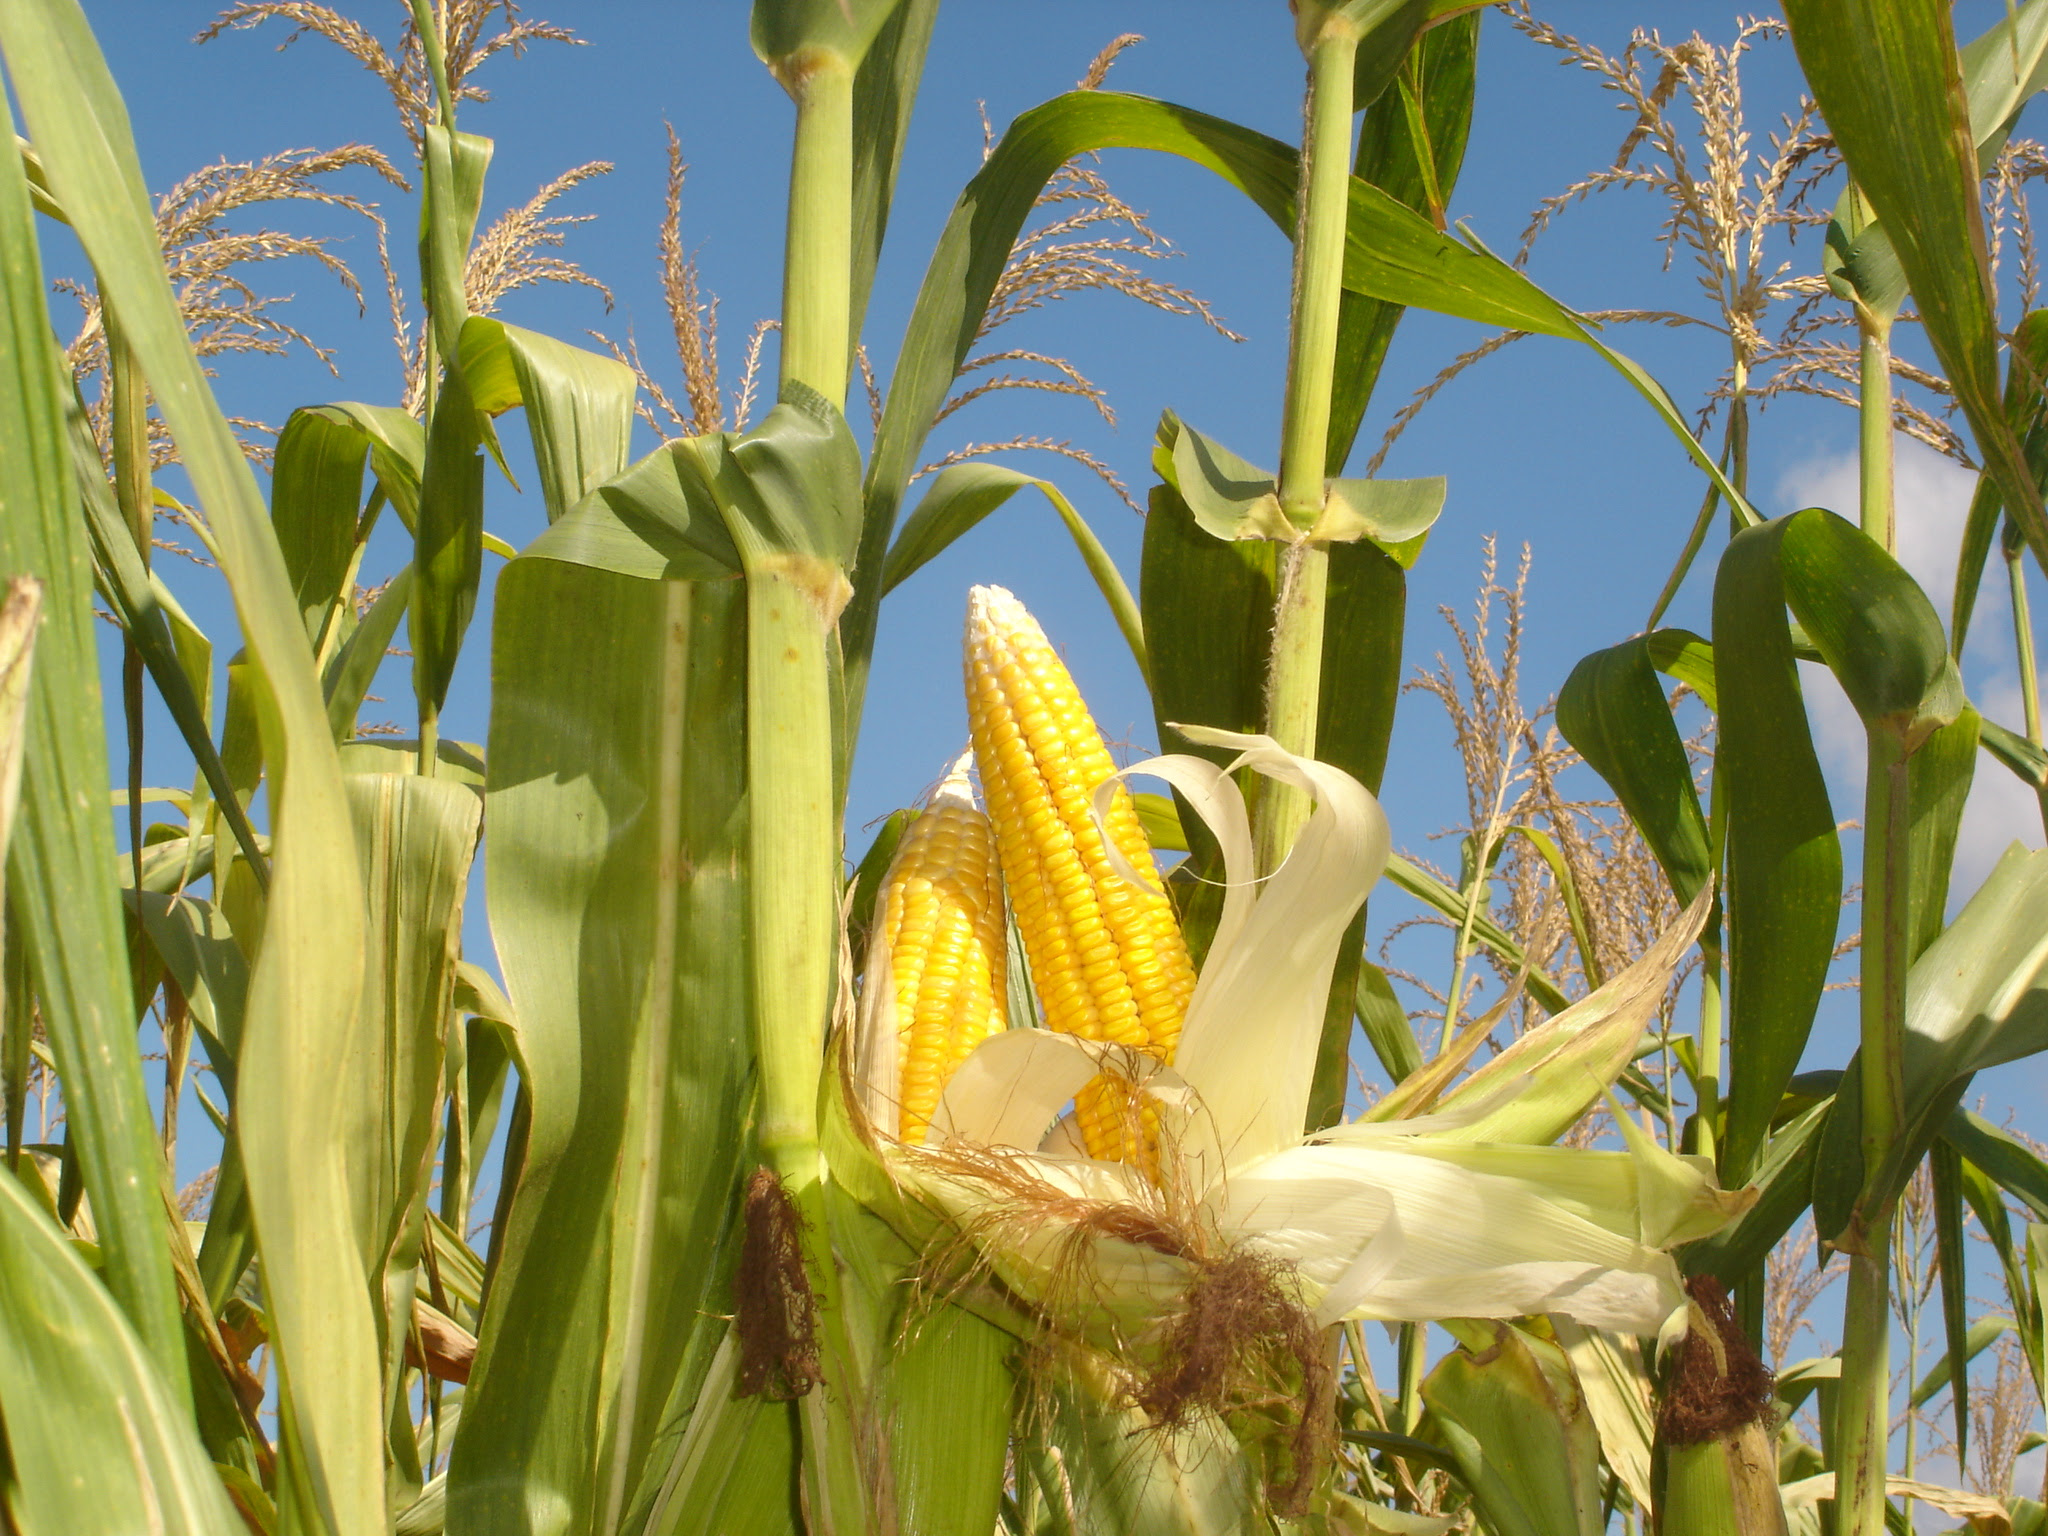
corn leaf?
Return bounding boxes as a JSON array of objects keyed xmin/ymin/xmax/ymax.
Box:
[
  {"xmin": 0, "ymin": 52, "xmax": 184, "ymax": 1388},
  {"xmin": 1558, "ymin": 636, "xmax": 1713, "ymax": 910},
  {"xmin": 1306, "ymin": 536, "xmax": 1410, "ymax": 1127},
  {"xmin": 848, "ymin": 0, "xmax": 936, "ymax": 353},
  {"xmin": 458, "ymin": 316, "xmax": 636, "ymax": 524},
  {"xmin": 1423, "ymin": 1323, "xmax": 1604, "ymax": 1536},
  {"xmin": 1683, "ymin": 1096, "xmax": 1830, "ymax": 1285},
  {"xmin": 1961, "ymin": 0, "xmax": 2048, "ymax": 156},
  {"xmin": 1929, "ymin": 1138, "xmax": 1975, "ymax": 1457},
  {"xmin": 633, "ymin": 1340, "xmax": 802, "ymax": 1536},
  {"xmin": 1946, "ymin": 1107, "xmax": 2048, "ymax": 1223},
  {"xmin": 1780, "ymin": 0, "xmax": 2048, "ymax": 573},
  {"xmin": 1776, "ymin": 509, "xmax": 1964, "ymax": 751},
  {"xmin": 874, "ymin": 1263, "xmax": 1014, "ymax": 1536},
  {"xmin": 883, "ymin": 460, "xmax": 1145, "ymax": 681},
  {"xmin": 1711, "ymin": 516, "xmax": 1843, "ymax": 1186},
  {"xmin": 851, "ymin": 88, "xmax": 1746, "ymax": 733},
  {"xmin": 412, "ymin": 363, "xmax": 487, "ymax": 721},
  {"xmin": 340, "ymin": 769, "xmax": 480, "ymax": 1442},
  {"xmin": 1357, "ymin": 958, "xmax": 1423, "ymax": 1084},
  {"xmin": 450, "ymin": 565, "xmax": 751, "ymax": 1536},
  {"xmin": 272, "ymin": 407, "xmax": 371, "ymax": 648},
  {"xmin": 1551, "ymin": 1320, "xmax": 1655, "ymax": 1518},
  {"xmin": 70, "ymin": 391, "xmax": 266, "ymax": 878},
  {"xmin": 1038, "ymin": 1375, "xmax": 1260, "ymax": 1536},
  {"xmin": 1141, "ymin": 474, "xmax": 1274, "ymax": 963},
  {"xmin": 1329, "ymin": 9, "xmax": 1480, "ymax": 469},
  {"xmin": 419, "ymin": 125, "xmax": 490, "ymax": 362},
  {"xmin": 751, "ymin": 0, "xmax": 905, "ymax": 73},
  {"xmin": 300, "ymin": 402, "xmax": 427, "ymax": 532},
  {"xmin": 325, "ymin": 565, "xmax": 413, "ymax": 740},
  {"xmin": 1905, "ymin": 708, "xmax": 1979, "ymax": 959},
  {"xmin": 0, "ymin": 1173, "xmax": 245, "ymax": 1536},
  {"xmin": 1815, "ymin": 845, "xmax": 2048, "ymax": 1240},
  {"xmin": 1, "ymin": 0, "xmax": 380, "ymax": 1520}
]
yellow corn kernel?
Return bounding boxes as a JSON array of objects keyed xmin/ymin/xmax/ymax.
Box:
[
  {"xmin": 872, "ymin": 760, "xmax": 1008, "ymax": 1143},
  {"xmin": 962, "ymin": 585, "xmax": 1197, "ymax": 1162}
]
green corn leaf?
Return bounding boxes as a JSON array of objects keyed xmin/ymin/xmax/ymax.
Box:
[
  {"xmin": 1350, "ymin": 0, "xmax": 1432, "ymax": 111},
  {"xmin": 850, "ymin": 88, "xmax": 1748, "ymax": 734},
  {"xmin": 1907, "ymin": 1313, "xmax": 2009, "ymax": 1412},
  {"xmin": 1712, "ymin": 516, "xmax": 1843, "ymax": 1186},
  {"xmin": 846, "ymin": 806, "xmax": 914, "ymax": 961},
  {"xmin": 1961, "ymin": 0, "xmax": 2048, "ymax": 156},
  {"xmin": 848, "ymin": 0, "xmax": 936, "ymax": 355},
  {"xmin": 450, "ymin": 566, "xmax": 751, "ymax": 1536},
  {"xmin": 340, "ymin": 768, "xmax": 480, "ymax": 1426},
  {"xmin": 1329, "ymin": 10, "xmax": 1480, "ymax": 470},
  {"xmin": 1152, "ymin": 413, "xmax": 1445, "ymax": 557},
  {"xmin": 690, "ymin": 384, "xmax": 865, "ymax": 569},
  {"xmin": 1776, "ymin": 509, "xmax": 1964, "ymax": 751},
  {"xmin": 70, "ymin": 393, "xmax": 266, "ymax": 878},
  {"xmin": 631, "ymin": 1335, "xmax": 802, "ymax": 1536},
  {"xmin": 419, "ymin": 125, "xmax": 490, "ymax": 362},
  {"xmin": 129, "ymin": 889, "xmax": 254, "ymax": 1311},
  {"xmin": 0, "ymin": 52, "xmax": 184, "ymax": 1389},
  {"xmin": 1316, "ymin": 475, "xmax": 1445, "ymax": 561},
  {"xmin": 1983, "ymin": 715, "xmax": 2048, "ymax": 790},
  {"xmin": 458, "ymin": 315, "xmax": 637, "ymax": 523},
  {"xmin": 524, "ymin": 442, "xmax": 744, "ymax": 583},
  {"xmin": 1815, "ymin": 844, "xmax": 2048, "ymax": 1241},
  {"xmin": 882, "ymin": 460, "xmax": 1145, "ymax": 682},
  {"xmin": 1423, "ymin": 1322, "xmax": 1605, "ymax": 1536},
  {"xmin": 1928, "ymin": 1139, "xmax": 1975, "ymax": 1456},
  {"xmin": 300, "ymin": 402, "xmax": 427, "ymax": 532},
  {"xmin": 1905, "ymin": 708, "xmax": 1979, "ymax": 960},
  {"xmin": 1558, "ymin": 636, "xmax": 1713, "ymax": 905},
  {"xmin": 1357, "ymin": 957, "xmax": 1423, "ymax": 1083},
  {"xmin": 881, "ymin": 1302, "xmax": 1013, "ymax": 1536},
  {"xmin": 1304, "ymin": 536, "xmax": 1410, "ymax": 1126},
  {"xmin": 1384, "ymin": 853, "xmax": 1572, "ymax": 1014},
  {"xmin": 1164, "ymin": 418, "xmax": 1291, "ymax": 540},
  {"xmin": 1037, "ymin": 1368, "xmax": 1260, "ymax": 1536},
  {"xmin": 271, "ymin": 407, "xmax": 371, "ymax": 648},
  {"xmin": 3, "ymin": 0, "xmax": 385, "ymax": 1519},
  {"xmin": 1140, "ymin": 475, "xmax": 1274, "ymax": 964},
  {"xmin": 412, "ymin": 363, "xmax": 487, "ymax": 721},
  {"xmin": 1684, "ymin": 1096, "xmax": 1830, "ymax": 1286},
  {"xmin": 1952, "ymin": 311, "xmax": 2048, "ymax": 652},
  {"xmin": 1780, "ymin": 0, "xmax": 2048, "ymax": 574},
  {"xmin": 1946, "ymin": 1107, "xmax": 2048, "ymax": 1223},
  {"xmin": 1822, "ymin": 185, "xmax": 1910, "ymax": 322},
  {"xmin": 1319, "ymin": 539, "xmax": 1407, "ymax": 800},
  {"xmin": 1645, "ymin": 627, "xmax": 1717, "ymax": 710},
  {"xmin": 0, "ymin": 1172, "xmax": 245, "ymax": 1536},
  {"xmin": 751, "ymin": 0, "xmax": 906, "ymax": 74},
  {"xmin": 325, "ymin": 565, "xmax": 413, "ymax": 741}
]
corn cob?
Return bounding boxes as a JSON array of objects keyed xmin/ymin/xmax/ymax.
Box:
[
  {"xmin": 963, "ymin": 585, "xmax": 1197, "ymax": 1162},
  {"xmin": 871, "ymin": 757, "xmax": 1008, "ymax": 1144}
]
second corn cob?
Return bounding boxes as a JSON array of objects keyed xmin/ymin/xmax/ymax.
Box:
[
  {"xmin": 867, "ymin": 757, "xmax": 1009, "ymax": 1144},
  {"xmin": 963, "ymin": 584, "xmax": 1197, "ymax": 1162}
]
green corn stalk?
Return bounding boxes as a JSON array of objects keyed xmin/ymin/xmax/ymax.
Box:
[{"xmin": 1256, "ymin": 2, "xmax": 1362, "ymax": 875}]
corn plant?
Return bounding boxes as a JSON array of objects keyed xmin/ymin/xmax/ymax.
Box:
[{"xmin": 2, "ymin": 1, "xmax": 2047, "ymax": 1534}]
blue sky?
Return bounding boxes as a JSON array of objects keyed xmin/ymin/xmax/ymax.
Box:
[{"xmin": 63, "ymin": 1, "xmax": 2048, "ymax": 1119}]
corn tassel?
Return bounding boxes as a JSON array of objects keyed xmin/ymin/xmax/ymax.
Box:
[
  {"xmin": 868, "ymin": 758, "xmax": 1008, "ymax": 1143},
  {"xmin": 962, "ymin": 585, "xmax": 1197, "ymax": 1162}
]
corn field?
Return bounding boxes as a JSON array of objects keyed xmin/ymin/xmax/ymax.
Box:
[{"xmin": 2, "ymin": 1, "xmax": 2047, "ymax": 1534}]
